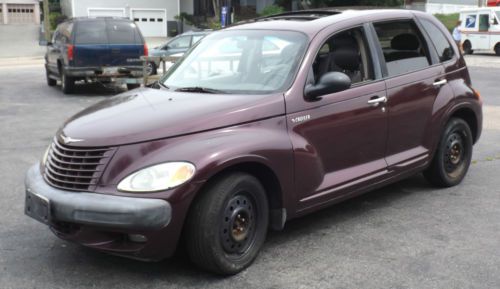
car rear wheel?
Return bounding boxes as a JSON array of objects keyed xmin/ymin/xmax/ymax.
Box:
[
  {"xmin": 61, "ymin": 68, "xmax": 75, "ymax": 94},
  {"xmin": 424, "ymin": 118, "xmax": 473, "ymax": 187},
  {"xmin": 46, "ymin": 69, "xmax": 56, "ymax": 86},
  {"xmin": 185, "ymin": 172, "xmax": 269, "ymax": 275},
  {"xmin": 463, "ymin": 41, "xmax": 473, "ymax": 55}
]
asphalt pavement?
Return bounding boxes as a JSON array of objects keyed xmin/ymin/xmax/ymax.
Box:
[{"xmin": 0, "ymin": 55, "xmax": 499, "ymax": 289}]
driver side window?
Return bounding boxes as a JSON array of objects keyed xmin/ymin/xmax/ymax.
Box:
[{"xmin": 311, "ymin": 26, "xmax": 374, "ymax": 86}]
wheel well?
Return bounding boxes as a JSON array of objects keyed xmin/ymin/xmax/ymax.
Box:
[
  {"xmin": 57, "ymin": 60, "xmax": 62, "ymax": 74},
  {"xmin": 450, "ymin": 108, "xmax": 478, "ymax": 143},
  {"xmin": 208, "ymin": 162, "xmax": 284, "ymax": 212}
]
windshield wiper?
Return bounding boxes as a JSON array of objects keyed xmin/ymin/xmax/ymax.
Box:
[{"xmin": 175, "ymin": 86, "xmax": 226, "ymax": 94}]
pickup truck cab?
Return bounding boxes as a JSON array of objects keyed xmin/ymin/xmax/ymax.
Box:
[
  {"xmin": 460, "ymin": 7, "xmax": 500, "ymax": 55},
  {"xmin": 45, "ymin": 17, "xmax": 147, "ymax": 93},
  {"xmin": 27, "ymin": 9, "xmax": 482, "ymax": 275}
]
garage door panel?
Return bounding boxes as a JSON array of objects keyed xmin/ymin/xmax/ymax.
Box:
[
  {"xmin": 7, "ymin": 4, "xmax": 35, "ymax": 24},
  {"xmin": 88, "ymin": 8, "xmax": 125, "ymax": 18},
  {"xmin": 131, "ymin": 9, "xmax": 166, "ymax": 37}
]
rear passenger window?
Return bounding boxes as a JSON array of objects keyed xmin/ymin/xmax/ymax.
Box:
[
  {"xmin": 106, "ymin": 20, "xmax": 142, "ymax": 44},
  {"xmin": 420, "ymin": 19, "xmax": 455, "ymax": 62},
  {"xmin": 75, "ymin": 21, "xmax": 107, "ymax": 44},
  {"xmin": 373, "ymin": 20, "xmax": 431, "ymax": 77}
]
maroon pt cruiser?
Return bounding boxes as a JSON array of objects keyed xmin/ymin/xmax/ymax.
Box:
[{"xmin": 25, "ymin": 9, "xmax": 482, "ymax": 275}]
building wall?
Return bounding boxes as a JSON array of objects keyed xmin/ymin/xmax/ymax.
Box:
[
  {"xmin": 180, "ymin": 0, "xmax": 193, "ymax": 14},
  {"xmin": 0, "ymin": 0, "xmax": 40, "ymax": 24},
  {"xmin": 64, "ymin": 0, "xmax": 180, "ymax": 21},
  {"xmin": 408, "ymin": 0, "xmax": 479, "ymax": 14}
]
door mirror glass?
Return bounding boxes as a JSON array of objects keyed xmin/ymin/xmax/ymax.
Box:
[{"xmin": 305, "ymin": 72, "xmax": 351, "ymax": 100}]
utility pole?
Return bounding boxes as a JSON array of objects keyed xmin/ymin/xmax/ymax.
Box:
[{"xmin": 43, "ymin": 0, "xmax": 50, "ymax": 42}]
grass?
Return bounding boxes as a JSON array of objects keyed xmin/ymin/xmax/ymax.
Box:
[{"xmin": 434, "ymin": 13, "xmax": 460, "ymax": 32}]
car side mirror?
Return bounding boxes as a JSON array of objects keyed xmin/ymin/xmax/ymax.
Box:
[{"xmin": 304, "ymin": 72, "xmax": 351, "ymax": 100}]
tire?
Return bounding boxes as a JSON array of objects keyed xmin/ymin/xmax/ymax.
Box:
[
  {"xmin": 463, "ymin": 41, "xmax": 473, "ymax": 55},
  {"xmin": 46, "ymin": 69, "xmax": 56, "ymax": 86},
  {"xmin": 126, "ymin": 83, "xmax": 140, "ymax": 90},
  {"xmin": 424, "ymin": 118, "xmax": 473, "ymax": 187},
  {"xmin": 495, "ymin": 44, "xmax": 500, "ymax": 56},
  {"xmin": 147, "ymin": 62, "xmax": 157, "ymax": 75},
  {"xmin": 61, "ymin": 68, "xmax": 75, "ymax": 94},
  {"xmin": 185, "ymin": 172, "xmax": 269, "ymax": 275}
]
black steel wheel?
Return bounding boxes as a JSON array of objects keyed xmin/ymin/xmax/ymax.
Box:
[
  {"xmin": 185, "ymin": 172, "xmax": 269, "ymax": 275},
  {"xmin": 424, "ymin": 118, "xmax": 473, "ymax": 187}
]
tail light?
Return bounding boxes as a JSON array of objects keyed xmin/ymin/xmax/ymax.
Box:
[
  {"xmin": 67, "ymin": 44, "xmax": 74, "ymax": 61},
  {"xmin": 472, "ymin": 88, "xmax": 482, "ymax": 105},
  {"xmin": 143, "ymin": 44, "xmax": 148, "ymax": 56}
]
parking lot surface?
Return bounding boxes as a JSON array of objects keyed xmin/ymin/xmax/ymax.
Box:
[{"xmin": 0, "ymin": 55, "xmax": 500, "ymax": 289}]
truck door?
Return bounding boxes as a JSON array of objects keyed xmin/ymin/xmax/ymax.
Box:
[{"xmin": 477, "ymin": 13, "xmax": 491, "ymax": 49}]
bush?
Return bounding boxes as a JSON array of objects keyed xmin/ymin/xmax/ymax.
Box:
[
  {"xmin": 49, "ymin": 12, "xmax": 67, "ymax": 31},
  {"xmin": 434, "ymin": 13, "xmax": 460, "ymax": 32},
  {"xmin": 259, "ymin": 5, "xmax": 285, "ymax": 17}
]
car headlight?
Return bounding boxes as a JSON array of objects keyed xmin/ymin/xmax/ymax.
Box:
[
  {"xmin": 41, "ymin": 145, "xmax": 51, "ymax": 166},
  {"xmin": 117, "ymin": 162, "xmax": 195, "ymax": 192}
]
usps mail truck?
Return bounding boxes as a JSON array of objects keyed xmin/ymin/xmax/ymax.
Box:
[{"xmin": 460, "ymin": 7, "xmax": 500, "ymax": 55}]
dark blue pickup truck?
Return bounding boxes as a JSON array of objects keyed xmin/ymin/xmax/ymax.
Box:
[{"xmin": 45, "ymin": 17, "xmax": 147, "ymax": 94}]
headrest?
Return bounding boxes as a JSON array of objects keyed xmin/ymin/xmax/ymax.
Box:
[
  {"xmin": 331, "ymin": 34, "xmax": 358, "ymax": 51},
  {"xmin": 391, "ymin": 33, "xmax": 420, "ymax": 51},
  {"xmin": 333, "ymin": 49, "xmax": 360, "ymax": 71}
]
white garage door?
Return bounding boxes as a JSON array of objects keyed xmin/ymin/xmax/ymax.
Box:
[
  {"xmin": 7, "ymin": 4, "xmax": 35, "ymax": 24},
  {"xmin": 88, "ymin": 8, "xmax": 125, "ymax": 18},
  {"xmin": 131, "ymin": 9, "xmax": 166, "ymax": 37}
]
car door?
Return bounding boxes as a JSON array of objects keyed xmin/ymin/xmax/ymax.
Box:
[
  {"xmin": 287, "ymin": 25, "xmax": 390, "ymax": 211},
  {"xmin": 477, "ymin": 13, "xmax": 491, "ymax": 49},
  {"xmin": 371, "ymin": 19, "xmax": 445, "ymax": 172}
]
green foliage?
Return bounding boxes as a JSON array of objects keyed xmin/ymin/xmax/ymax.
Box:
[
  {"xmin": 208, "ymin": 18, "xmax": 222, "ymax": 30},
  {"xmin": 175, "ymin": 12, "xmax": 194, "ymax": 26},
  {"xmin": 434, "ymin": 13, "xmax": 460, "ymax": 32},
  {"xmin": 49, "ymin": 12, "xmax": 67, "ymax": 31},
  {"xmin": 259, "ymin": 4, "xmax": 285, "ymax": 17}
]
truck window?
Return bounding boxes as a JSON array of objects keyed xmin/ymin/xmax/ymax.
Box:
[
  {"xmin": 479, "ymin": 14, "xmax": 490, "ymax": 31},
  {"xmin": 74, "ymin": 20, "xmax": 107, "ymax": 45},
  {"xmin": 106, "ymin": 20, "xmax": 143, "ymax": 45},
  {"xmin": 420, "ymin": 19, "xmax": 455, "ymax": 62},
  {"xmin": 465, "ymin": 14, "xmax": 477, "ymax": 28}
]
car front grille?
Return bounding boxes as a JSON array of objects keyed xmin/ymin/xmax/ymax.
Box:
[{"xmin": 43, "ymin": 138, "xmax": 116, "ymax": 191}]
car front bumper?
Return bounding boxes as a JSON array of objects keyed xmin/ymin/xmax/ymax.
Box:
[{"xmin": 24, "ymin": 164, "xmax": 171, "ymax": 230}]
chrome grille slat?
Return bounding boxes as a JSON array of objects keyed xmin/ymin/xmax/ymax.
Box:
[{"xmin": 44, "ymin": 139, "xmax": 114, "ymax": 191}]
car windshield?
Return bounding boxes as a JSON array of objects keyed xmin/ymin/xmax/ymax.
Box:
[{"xmin": 161, "ymin": 30, "xmax": 308, "ymax": 94}]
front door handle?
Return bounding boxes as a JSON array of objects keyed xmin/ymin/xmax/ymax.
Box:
[
  {"xmin": 367, "ymin": 96, "xmax": 387, "ymax": 107},
  {"xmin": 433, "ymin": 79, "xmax": 447, "ymax": 87}
]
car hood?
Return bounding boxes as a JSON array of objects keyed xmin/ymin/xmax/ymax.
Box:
[{"xmin": 59, "ymin": 88, "xmax": 285, "ymax": 147}]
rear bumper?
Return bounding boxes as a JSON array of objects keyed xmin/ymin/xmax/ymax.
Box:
[
  {"xmin": 24, "ymin": 164, "xmax": 171, "ymax": 230},
  {"xmin": 64, "ymin": 66, "xmax": 144, "ymax": 78}
]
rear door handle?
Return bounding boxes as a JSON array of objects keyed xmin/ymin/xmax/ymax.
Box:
[
  {"xmin": 433, "ymin": 79, "xmax": 447, "ymax": 87},
  {"xmin": 367, "ymin": 96, "xmax": 387, "ymax": 107}
]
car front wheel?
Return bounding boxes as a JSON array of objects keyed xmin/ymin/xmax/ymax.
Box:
[
  {"xmin": 424, "ymin": 118, "xmax": 473, "ymax": 187},
  {"xmin": 185, "ymin": 172, "xmax": 269, "ymax": 275}
]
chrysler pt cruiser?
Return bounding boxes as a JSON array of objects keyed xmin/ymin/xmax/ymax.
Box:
[{"xmin": 25, "ymin": 9, "xmax": 482, "ymax": 275}]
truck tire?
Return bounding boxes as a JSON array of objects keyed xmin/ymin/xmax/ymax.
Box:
[
  {"xmin": 61, "ymin": 68, "xmax": 75, "ymax": 94},
  {"xmin": 424, "ymin": 118, "xmax": 473, "ymax": 187},
  {"xmin": 463, "ymin": 41, "xmax": 473, "ymax": 55},
  {"xmin": 46, "ymin": 69, "xmax": 56, "ymax": 86},
  {"xmin": 185, "ymin": 172, "xmax": 269, "ymax": 275}
]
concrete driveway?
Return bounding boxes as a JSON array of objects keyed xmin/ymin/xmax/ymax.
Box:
[{"xmin": 0, "ymin": 24, "xmax": 45, "ymax": 58}]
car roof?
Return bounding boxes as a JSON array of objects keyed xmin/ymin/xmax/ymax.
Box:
[
  {"xmin": 179, "ymin": 30, "xmax": 212, "ymax": 36},
  {"xmin": 226, "ymin": 9, "xmax": 417, "ymax": 37}
]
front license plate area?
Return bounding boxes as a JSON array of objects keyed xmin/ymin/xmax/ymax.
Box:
[{"xmin": 25, "ymin": 191, "xmax": 51, "ymax": 225}]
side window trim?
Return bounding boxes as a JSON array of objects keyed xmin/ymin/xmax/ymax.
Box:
[{"xmin": 412, "ymin": 16, "xmax": 440, "ymax": 65}]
